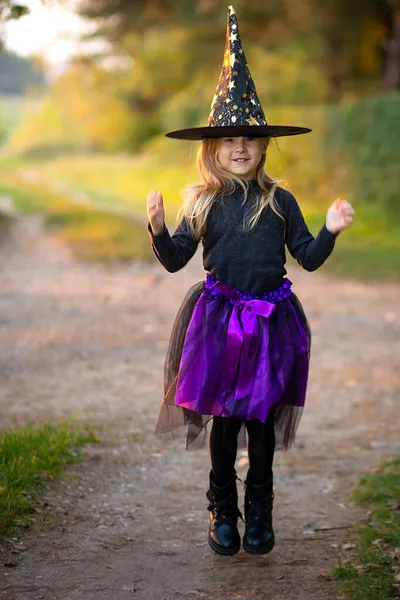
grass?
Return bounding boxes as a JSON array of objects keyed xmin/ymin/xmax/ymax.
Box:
[
  {"xmin": 333, "ymin": 458, "xmax": 400, "ymax": 599},
  {"xmin": 11, "ymin": 152, "xmax": 197, "ymax": 215},
  {"xmin": 0, "ymin": 422, "xmax": 97, "ymax": 536},
  {"xmin": 0, "ymin": 169, "xmax": 154, "ymax": 262}
]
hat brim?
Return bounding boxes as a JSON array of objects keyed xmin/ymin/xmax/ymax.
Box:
[{"xmin": 165, "ymin": 125, "xmax": 311, "ymax": 140}]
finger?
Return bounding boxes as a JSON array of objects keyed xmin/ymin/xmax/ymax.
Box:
[
  {"xmin": 156, "ymin": 192, "xmax": 163, "ymax": 210},
  {"xmin": 338, "ymin": 202, "xmax": 354, "ymax": 212},
  {"xmin": 342, "ymin": 208, "xmax": 355, "ymax": 217},
  {"xmin": 333, "ymin": 201, "xmax": 341, "ymax": 212},
  {"xmin": 147, "ymin": 189, "xmax": 158, "ymax": 205}
]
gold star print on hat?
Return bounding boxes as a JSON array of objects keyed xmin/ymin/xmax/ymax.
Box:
[
  {"xmin": 166, "ymin": 5, "xmax": 311, "ymax": 140},
  {"xmin": 208, "ymin": 5, "xmax": 266, "ymax": 128}
]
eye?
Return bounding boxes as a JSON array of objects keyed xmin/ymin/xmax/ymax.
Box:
[
  {"xmin": 245, "ymin": 137, "xmax": 256, "ymax": 142},
  {"xmin": 224, "ymin": 138, "xmax": 234, "ymax": 143}
]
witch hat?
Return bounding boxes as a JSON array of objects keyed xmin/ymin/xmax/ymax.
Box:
[{"xmin": 166, "ymin": 5, "xmax": 311, "ymax": 140}]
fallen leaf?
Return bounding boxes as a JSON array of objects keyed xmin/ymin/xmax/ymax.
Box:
[
  {"xmin": 389, "ymin": 548, "xmax": 400, "ymax": 561},
  {"xmin": 389, "ymin": 583, "xmax": 400, "ymax": 597},
  {"xmin": 4, "ymin": 560, "xmax": 17, "ymax": 568},
  {"xmin": 366, "ymin": 563, "xmax": 381, "ymax": 569},
  {"xmin": 342, "ymin": 543, "xmax": 357, "ymax": 551}
]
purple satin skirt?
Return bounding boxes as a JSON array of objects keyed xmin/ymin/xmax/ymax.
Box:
[{"xmin": 156, "ymin": 275, "xmax": 311, "ymax": 450}]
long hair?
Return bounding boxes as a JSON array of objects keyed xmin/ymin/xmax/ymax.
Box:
[{"xmin": 178, "ymin": 137, "xmax": 283, "ymax": 239}]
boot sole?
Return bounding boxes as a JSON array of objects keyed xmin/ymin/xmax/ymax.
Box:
[
  {"xmin": 243, "ymin": 537, "xmax": 275, "ymax": 555},
  {"xmin": 208, "ymin": 533, "xmax": 240, "ymax": 556}
]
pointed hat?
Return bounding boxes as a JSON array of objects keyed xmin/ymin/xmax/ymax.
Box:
[{"xmin": 166, "ymin": 5, "xmax": 311, "ymax": 140}]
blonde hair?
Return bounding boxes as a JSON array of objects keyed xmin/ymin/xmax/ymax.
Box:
[{"xmin": 178, "ymin": 137, "xmax": 283, "ymax": 239}]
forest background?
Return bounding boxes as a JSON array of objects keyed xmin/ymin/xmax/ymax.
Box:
[{"xmin": 0, "ymin": 0, "xmax": 400, "ymax": 278}]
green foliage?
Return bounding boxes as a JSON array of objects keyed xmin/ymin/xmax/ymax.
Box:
[
  {"xmin": 333, "ymin": 458, "xmax": 400, "ymax": 600},
  {"xmin": 0, "ymin": 1, "xmax": 30, "ymax": 24},
  {"xmin": 0, "ymin": 94, "xmax": 24, "ymax": 145},
  {"xmin": 326, "ymin": 93, "xmax": 400, "ymax": 213},
  {"xmin": 0, "ymin": 107, "xmax": 6, "ymax": 145},
  {"xmin": 8, "ymin": 60, "xmax": 135, "ymax": 155},
  {"xmin": 8, "ymin": 95, "xmax": 84, "ymax": 156},
  {"xmin": 0, "ymin": 422, "xmax": 97, "ymax": 534},
  {"xmin": 248, "ymin": 44, "xmax": 328, "ymax": 106}
]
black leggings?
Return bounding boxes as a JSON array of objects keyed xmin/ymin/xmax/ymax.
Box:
[{"xmin": 210, "ymin": 412, "xmax": 275, "ymax": 486}]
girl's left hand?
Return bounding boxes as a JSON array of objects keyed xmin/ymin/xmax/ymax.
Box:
[{"xmin": 326, "ymin": 198, "xmax": 355, "ymax": 234}]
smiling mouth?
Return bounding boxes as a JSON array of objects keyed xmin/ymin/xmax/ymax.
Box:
[{"xmin": 233, "ymin": 158, "xmax": 249, "ymax": 163}]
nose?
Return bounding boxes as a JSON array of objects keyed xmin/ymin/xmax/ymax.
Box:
[{"xmin": 235, "ymin": 138, "xmax": 246, "ymax": 152}]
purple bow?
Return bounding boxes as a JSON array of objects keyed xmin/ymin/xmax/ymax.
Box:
[{"xmin": 214, "ymin": 282, "xmax": 276, "ymax": 404}]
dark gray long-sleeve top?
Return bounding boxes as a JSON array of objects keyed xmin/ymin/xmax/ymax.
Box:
[{"xmin": 148, "ymin": 183, "xmax": 338, "ymax": 295}]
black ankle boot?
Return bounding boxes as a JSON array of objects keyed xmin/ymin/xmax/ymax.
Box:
[
  {"xmin": 243, "ymin": 475, "xmax": 275, "ymax": 555},
  {"xmin": 206, "ymin": 471, "xmax": 242, "ymax": 556}
]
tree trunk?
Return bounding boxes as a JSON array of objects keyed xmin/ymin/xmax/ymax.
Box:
[{"xmin": 384, "ymin": 3, "xmax": 400, "ymax": 89}]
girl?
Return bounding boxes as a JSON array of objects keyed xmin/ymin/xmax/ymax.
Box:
[{"xmin": 147, "ymin": 6, "xmax": 355, "ymax": 557}]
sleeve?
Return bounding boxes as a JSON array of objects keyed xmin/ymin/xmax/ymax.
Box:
[
  {"xmin": 147, "ymin": 218, "xmax": 199, "ymax": 273},
  {"xmin": 284, "ymin": 191, "xmax": 339, "ymax": 272}
]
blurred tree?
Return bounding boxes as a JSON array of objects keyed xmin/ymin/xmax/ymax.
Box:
[
  {"xmin": 382, "ymin": 0, "xmax": 400, "ymax": 89},
  {"xmin": 9, "ymin": 56, "xmax": 136, "ymax": 153},
  {"xmin": 0, "ymin": 1, "xmax": 68, "ymax": 49},
  {"xmin": 0, "ymin": 1, "xmax": 30, "ymax": 21},
  {"xmin": 76, "ymin": 0, "xmax": 400, "ymax": 99},
  {"xmin": 52, "ymin": 57, "xmax": 135, "ymax": 150},
  {"xmin": 314, "ymin": 0, "xmax": 400, "ymax": 96},
  {"xmin": 0, "ymin": 1, "xmax": 30, "ymax": 51}
]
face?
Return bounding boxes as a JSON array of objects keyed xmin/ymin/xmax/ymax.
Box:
[{"xmin": 216, "ymin": 136, "xmax": 267, "ymax": 179}]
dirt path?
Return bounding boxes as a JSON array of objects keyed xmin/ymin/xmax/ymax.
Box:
[{"xmin": 0, "ymin": 215, "xmax": 399, "ymax": 600}]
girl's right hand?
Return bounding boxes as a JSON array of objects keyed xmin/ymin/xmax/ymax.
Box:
[{"xmin": 147, "ymin": 189, "xmax": 165, "ymax": 235}]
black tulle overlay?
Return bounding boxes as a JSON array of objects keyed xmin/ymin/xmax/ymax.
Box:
[{"xmin": 156, "ymin": 279, "xmax": 311, "ymax": 451}]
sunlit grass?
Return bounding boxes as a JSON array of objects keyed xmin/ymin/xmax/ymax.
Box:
[
  {"xmin": 333, "ymin": 458, "xmax": 400, "ymax": 599},
  {"xmin": 0, "ymin": 170, "xmax": 154, "ymax": 261},
  {"xmin": 9, "ymin": 153, "xmax": 198, "ymax": 217},
  {"xmin": 0, "ymin": 422, "xmax": 97, "ymax": 535}
]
